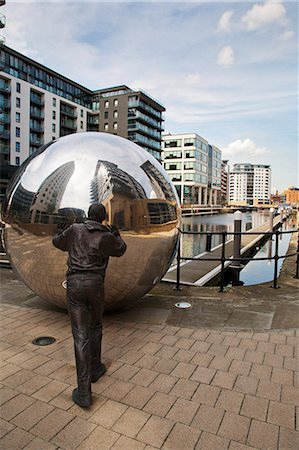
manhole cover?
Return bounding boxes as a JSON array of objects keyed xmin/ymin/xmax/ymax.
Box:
[
  {"xmin": 32, "ymin": 336, "xmax": 56, "ymax": 346},
  {"xmin": 175, "ymin": 301, "xmax": 192, "ymax": 310}
]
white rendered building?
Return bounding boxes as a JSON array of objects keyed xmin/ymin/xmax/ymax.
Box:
[
  {"xmin": 229, "ymin": 163, "xmax": 271, "ymax": 206},
  {"xmin": 162, "ymin": 133, "xmax": 221, "ymax": 206}
]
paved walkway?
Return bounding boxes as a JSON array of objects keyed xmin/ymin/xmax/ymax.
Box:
[{"xmin": 0, "ymin": 236, "xmax": 298, "ymax": 449}]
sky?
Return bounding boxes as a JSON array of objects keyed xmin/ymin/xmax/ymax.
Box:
[{"xmin": 2, "ymin": 0, "xmax": 298, "ymax": 192}]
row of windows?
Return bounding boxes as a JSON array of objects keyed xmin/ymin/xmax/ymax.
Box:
[
  {"xmin": 104, "ymin": 99, "xmax": 118, "ymax": 108},
  {"xmin": 163, "ymin": 149, "xmax": 208, "ymax": 163},
  {"xmin": 2, "ymin": 50, "xmax": 91, "ymax": 107},
  {"xmin": 164, "ymin": 162, "xmax": 208, "ymax": 173},
  {"xmin": 104, "ymin": 110, "xmax": 118, "ymax": 119},
  {"xmin": 164, "ymin": 138, "xmax": 208, "ymax": 152},
  {"xmin": 104, "ymin": 122, "xmax": 118, "ymax": 131}
]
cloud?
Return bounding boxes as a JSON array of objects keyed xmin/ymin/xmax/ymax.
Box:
[
  {"xmin": 185, "ymin": 73, "xmax": 201, "ymax": 85},
  {"xmin": 242, "ymin": 0, "xmax": 287, "ymax": 31},
  {"xmin": 217, "ymin": 46, "xmax": 234, "ymax": 68},
  {"xmin": 216, "ymin": 10, "xmax": 234, "ymax": 33},
  {"xmin": 222, "ymin": 139, "xmax": 271, "ymax": 158},
  {"xmin": 280, "ymin": 30, "xmax": 294, "ymax": 41}
]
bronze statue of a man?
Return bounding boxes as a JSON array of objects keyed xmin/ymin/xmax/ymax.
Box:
[{"xmin": 53, "ymin": 203, "xmax": 126, "ymax": 407}]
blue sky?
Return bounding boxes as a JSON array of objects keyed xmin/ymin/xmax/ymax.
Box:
[{"xmin": 3, "ymin": 1, "xmax": 298, "ymax": 192}]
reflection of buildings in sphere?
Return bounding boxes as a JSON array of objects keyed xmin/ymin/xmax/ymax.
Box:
[
  {"xmin": 9, "ymin": 184, "xmax": 35, "ymax": 223},
  {"xmin": 141, "ymin": 160, "xmax": 176, "ymax": 202},
  {"xmin": 90, "ymin": 159, "xmax": 177, "ymax": 229},
  {"xmin": 90, "ymin": 160, "xmax": 148, "ymax": 229},
  {"xmin": 30, "ymin": 161, "xmax": 75, "ymax": 224},
  {"xmin": 3, "ymin": 132, "xmax": 180, "ymax": 311}
]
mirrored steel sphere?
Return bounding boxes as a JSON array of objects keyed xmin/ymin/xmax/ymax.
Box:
[{"xmin": 2, "ymin": 132, "xmax": 180, "ymax": 311}]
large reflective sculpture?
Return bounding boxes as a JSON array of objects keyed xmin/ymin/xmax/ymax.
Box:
[{"xmin": 2, "ymin": 132, "xmax": 180, "ymax": 311}]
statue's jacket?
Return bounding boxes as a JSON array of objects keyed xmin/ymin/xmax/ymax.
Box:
[{"xmin": 52, "ymin": 220, "xmax": 126, "ymax": 280}]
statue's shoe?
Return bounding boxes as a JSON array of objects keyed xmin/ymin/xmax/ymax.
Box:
[
  {"xmin": 72, "ymin": 388, "xmax": 92, "ymax": 408},
  {"xmin": 91, "ymin": 363, "xmax": 107, "ymax": 383}
]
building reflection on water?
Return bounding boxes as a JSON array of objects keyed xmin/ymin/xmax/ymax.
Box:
[{"xmin": 181, "ymin": 211, "xmax": 270, "ymax": 258}]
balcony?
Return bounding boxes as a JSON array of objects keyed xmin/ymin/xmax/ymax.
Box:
[
  {"xmin": 60, "ymin": 104, "xmax": 77, "ymax": 118},
  {"xmin": 30, "ymin": 93, "xmax": 43, "ymax": 106},
  {"xmin": 0, "ymin": 97, "xmax": 10, "ymax": 110},
  {"xmin": 0, "ymin": 129, "xmax": 10, "ymax": 140},
  {"xmin": 128, "ymin": 99, "xmax": 163, "ymax": 121},
  {"xmin": 0, "ymin": 143, "xmax": 9, "ymax": 154},
  {"xmin": 30, "ymin": 122, "xmax": 44, "ymax": 133},
  {"xmin": 61, "ymin": 119, "xmax": 77, "ymax": 131},
  {"xmin": 30, "ymin": 135, "xmax": 43, "ymax": 146},
  {"xmin": 30, "ymin": 108, "xmax": 44, "ymax": 119},
  {"xmin": 0, "ymin": 112, "xmax": 9, "ymax": 123},
  {"xmin": 0, "ymin": 79, "xmax": 10, "ymax": 93}
]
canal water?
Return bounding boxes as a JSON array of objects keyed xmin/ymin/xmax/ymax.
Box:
[
  {"xmin": 180, "ymin": 211, "xmax": 293, "ymax": 286},
  {"xmin": 181, "ymin": 211, "xmax": 270, "ymax": 259}
]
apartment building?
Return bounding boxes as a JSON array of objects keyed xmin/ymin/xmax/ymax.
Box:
[
  {"xmin": 221, "ymin": 159, "xmax": 229, "ymax": 205},
  {"xmin": 162, "ymin": 133, "xmax": 221, "ymax": 206},
  {"xmin": 89, "ymin": 86, "xmax": 165, "ymax": 161},
  {"xmin": 283, "ymin": 187, "xmax": 299, "ymax": 205},
  {"xmin": 229, "ymin": 163, "xmax": 271, "ymax": 206},
  {"xmin": 0, "ymin": 45, "xmax": 165, "ymax": 199}
]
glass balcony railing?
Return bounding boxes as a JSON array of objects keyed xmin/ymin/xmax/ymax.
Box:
[
  {"xmin": 0, "ymin": 97, "xmax": 10, "ymax": 109},
  {"xmin": 30, "ymin": 108, "xmax": 44, "ymax": 119},
  {"xmin": 0, "ymin": 112, "xmax": 10, "ymax": 123},
  {"xmin": 0, "ymin": 143, "xmax": 9, "ymax": 154},
  {"xmin": 61, "ymin": 119, "xmax": 77, "ymax": 130},
  {"xmin": 128, "ymin": 98, "xmax": 163, "ymax": 120},
  {"xmin": 30, "ymin": 122, "xmax": 44, "ymax": 133},
  {"xmin": 30, "ymin": 135, "xmax": 43, "ymax": 146},
  {"xmin": 30, "ymin": 94, "xmax": 44, "ymax": 106},
  {"xmin": 0, "ymin": 79, "xmax": 10, "ymax": 93},
  {"xmin": 0, "ymin": 129, "xmax": 10, "ymax": 139},
  {"xmin": 60, "ymin": 104, "xmax": 77, "ymax": 118}
]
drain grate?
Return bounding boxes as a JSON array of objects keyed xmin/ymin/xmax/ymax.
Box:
[{"xmin": 32, "ymin": 336, "xmax": 56, "ymax": 346}]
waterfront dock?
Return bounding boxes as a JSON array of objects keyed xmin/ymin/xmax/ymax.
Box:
[{"xmin": 163, "ymin": 216, "xmax": 282, "ymax": 286}]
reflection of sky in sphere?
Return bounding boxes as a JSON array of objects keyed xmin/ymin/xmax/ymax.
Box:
[{"xmin": 19, "ymin": 133, "xmax": 175, "ymax": 212}]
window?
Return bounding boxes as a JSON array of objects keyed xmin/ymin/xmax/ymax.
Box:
[
  {"xmin": 104, "ymin": 100, "xmax": 109, "ymax": 108},
  {"xmin": 16, "ymin": 97, "xmax": 21, "ymax": 108},
  {"xmin": 16, "ymin": 112, "xmax": 21, "ymax": 123},
  {"xmin": 52, "ymin": 136, "xmax": 56, "ymax": 141},
  {"xmin": 104, "ymin": 111, "xmax": 108, "ymax": 119},
  {"xmin": 16, "ymin": 127, "xmax": 20, "ymax": 137},
  {"xmin": 80, "ymin": 121, "xmax": 83, "ymax": 129},
  {"xmin": 15, "ymin": 156, "xmax": 20, "ymax": 166},
  {"xmin": 52, "ymin": 123, "xmax": 56, "ymax": 132},
  {"xmin": 104, "ymin": 123, "xmax": 108, "ymax": 131},
  {"xmin": 113, "ymin": 122, "xmax": 118, "ymax": 130},
  {"xmin": 81, "ymin": 110, "xmax": 84, "ymax": 117},
  {"xmin": 16, "ymin": 82, "xmax": 21, "ymax": 93},
  {"xmin": 113, "ymin": 110, "xmax": 118, "ymax": 119},
  {"xmin": 52, "ymin": 111, "xmax": 56, "ymax": 120},
  {"xmin": 15, "ymin": 142, "xmax": 20, "ymax": 152},
  {"xmin": 53, "ymin": 98, "xmax": 56, "ymax": 107},
  {"xmin": 113, "ymin": 99, "xmax": 118, "ymax": 107}
]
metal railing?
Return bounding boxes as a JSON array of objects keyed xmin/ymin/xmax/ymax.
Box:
[{"xmin": 174, "ymin": 227, "xmax": 299, "ymax": 292}]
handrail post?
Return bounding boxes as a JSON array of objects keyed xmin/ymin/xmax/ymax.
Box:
[
  {"xmin": 219, "ymin": 231, "xmax": 226, "ymax": 292},
  {"xmin": 174, "ymin": 232, "xmax": 182, "ymax": 291},
  {"xmin": 271, "ymin": 229, "xmax": 280, "ymax": 289}
]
